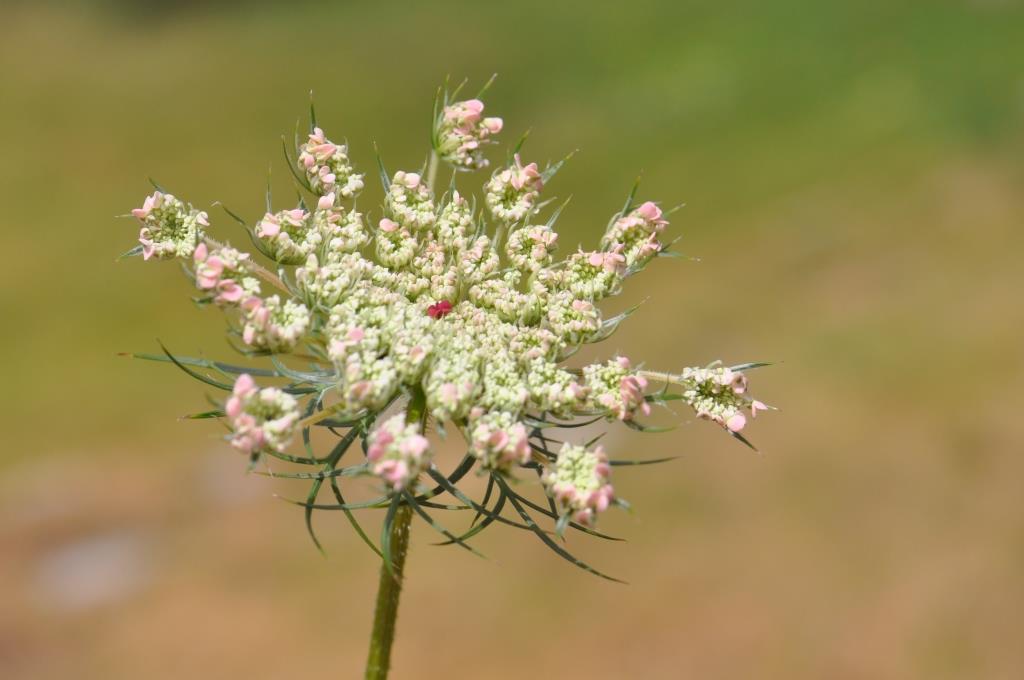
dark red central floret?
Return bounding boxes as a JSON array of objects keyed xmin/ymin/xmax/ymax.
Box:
[{"xmin": 426, "ymin": 299, "xmax": 453, "ymax": 319}]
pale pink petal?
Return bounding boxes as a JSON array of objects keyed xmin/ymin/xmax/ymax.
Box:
[
  {"xmin": 483, "ymin": 117, "xmax": 503, "ymax": 134},
  {"xmin": 726, "ymin": 413, "xmax": 747, "ymax": 432}
]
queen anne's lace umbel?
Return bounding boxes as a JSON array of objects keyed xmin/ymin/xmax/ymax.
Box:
[{"xmin": 125, "ymin": 84, "xmax": 773, "ymax": 577}]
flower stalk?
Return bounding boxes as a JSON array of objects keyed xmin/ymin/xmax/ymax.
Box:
[
  {"xmin": 364, "ymin": 503, "xmax": 413, "ymax": 680},
  {"xmin": 364, "ymin": 387, "xmax": 427, "ymax": 679},
  {"xmin": 204, "ymin": 235, "xmax": 288, "ymax": 292}
]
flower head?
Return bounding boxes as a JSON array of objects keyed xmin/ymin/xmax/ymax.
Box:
[
  {"xmin": 542, "ymin": 444, "xmax": 615, "ymax": 528},
  {"xmin": 506, "ymin": 224, "xmax": 558, "ymax": 273},
  {"xmin": 435, "ymin": 98, "xmax": 503, "ymax": 170},
  {"xmin": 584, "ymin": 356, "xmax": 651, "ymax": 421},
  {"xmin": 485, "ymin": 154, "xmax": 543, "ymax": 223},
  {"xmin": 386, "ymin": 171, "xmax": 435, "ymax": 231},
  {"xmin": 193, "ymin": 242, "xmax": 260, "ymax": 305},
  {"xmin": 295, "ymin": 251, "xmax": 371, "ymax": 307},
  {"xmin": 675, "ymin": 365, "xmax": 768, "ymax": 432},
  {"xmin": 256, "ymin": 208, "xmax": 321, "ymax": 264},
  {"xmin": 298, "ymin": 127, "xmax": 364, "ymax": 199},
  {"xmin": 133, "ymin": 191, "xmax": 207, "ymax": 261},
  {"xmin": 366, "ymin": 414, "xmax": 432, "ymax": 490},
  {"xmin": 603, "ymin": 200, "xmax": 670, "ymax": 270},
  {"xmin": 225, "ymin": 374, "xmax": 300, "ymax": 456},
  {"xmin": 469, "ymin": 409, "xmax": 531, "ymax": 471},
  {"xmin": 124, "ymin": 81, "xmax": 775, "ymax": 582},
  {"xmin": 241, "ymin": 295, "xmax": 311, "ymax": 353}
]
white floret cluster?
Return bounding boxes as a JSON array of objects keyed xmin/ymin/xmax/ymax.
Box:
[
  {"xmin": 132, "ymin": 191, "xmax": 208, "ymax": 261},
  {"xmin": 468, "ymin": 408, "xmax": 531, "ymax": 471},
  {"xmin": 542, "ymin": 443, "xmax": 615, "ymax": 528},
  {"xmin": 675, "ymin": 365, "xmax": 770, "ymax": 433},
  {"xmin": 434, "ymin": 98, "xmax": 504, "ymax": 170},
  {"xmin": 298, "ymin": 127, "xmax": 365, "ymax": 199},
  {"xmin": 225, "ymin": 374, "xmax": 300, "ymax": 456},
  {"xmin": 127, "ymin": 91, "xmax": 771, "ymax": 531},
  {"xmin": 366, "ymin": 414, "xmax": 432, "ymax": 491}
]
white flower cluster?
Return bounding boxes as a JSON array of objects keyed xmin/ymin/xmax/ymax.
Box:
[
  {"xmin": 241, "ymin": 295, "xmax": 311, "ymax": 353},
  {"xmin": 386, "ymin": 172, "xmax": 435, "ymax": 231},
  {"xmin": 128, "ymin": 89, "xmax": 772, "ymax": 531},
  {"xmin": 366, "ymin": 414, "xmax": 432, "ymax": 491},
  {"xmin": 506, "ymin": 224, "xmax": 558, "ymax": 272},
  {"xmin": 132, "ymin": 191, "xmax": 208, "ymax": 261},
  {"xmin": 676, "ymin": 365, "xmax": 769, "ymax": 432},
  {"xmin": 602, "ymin": 201, "xmax": 668, "ymax": 270},
  {"xmin": 193, "ymin": 243, "xmax": 260, "ymax": 305},
  {"xmin": 296, "ymin": 251, "xmax": 371, "ymax": 307},
  {"xmin": 542, "ymin": 443, "xmax": 615, "ymax": 527},
  {"xmin": 584, "ymin": 356, "xmax": 651, "ymax": 421},
  {"xmin": 256, "ymin": 208, "xmax": 320, "ymax": 265},
  {"xmin": 435, "ymin": 98, "xmax": 503, "ymax": 170},
  {"xmin": 298, "ymin": 127, "xmax": 365, "ymax": 199},
  {"xmin": 485, "ymin": 154, "xmax": 543, "ymax": 223},
  {"xmin": 226, "ymin": 374, "xmax": 300, "ymax": 455},
  {"xmin": 562, "ymin": 248, "xmax": 626, "ymax": 300},
  {"xmin": 468, "ymin": 409, "xmax": 531, "ymax": 471}
]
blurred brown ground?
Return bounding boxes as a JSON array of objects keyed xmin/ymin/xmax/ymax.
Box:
[{"xmin": 1, "ymin": 1, "xmax": 1023, "ymax": 678}]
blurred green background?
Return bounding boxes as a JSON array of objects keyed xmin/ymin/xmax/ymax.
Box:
[{"xmin": 2, "ymin": 0, "xmax": 1023, "ymax": 678}]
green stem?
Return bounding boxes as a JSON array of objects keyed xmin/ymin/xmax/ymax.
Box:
[
  {"xmin": 203, "ymin": 235, "xmax": 287, "ymax": 292},
  {"xmin": 637, "ymin": 369, "xmax": 685, "ymax": 387},
  {"xmin": 364, "ymin": 503, "xmax": 413, "ymax": 680},
  {"xmin": 363, "ymin": 388, "xmax": 427, "ymax": 680},
  {"xmin": 426, "ymin": 150, "xmax": 440, "ymax": 192}
]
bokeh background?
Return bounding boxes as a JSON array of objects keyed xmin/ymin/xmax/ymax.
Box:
[{"xmin": 2, "ymin": 0, "xmax": 1023, "ymax": 678}]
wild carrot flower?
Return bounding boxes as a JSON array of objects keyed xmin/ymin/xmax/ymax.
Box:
[
  {"xmin": 122, "ymin": 81, "xmax": 774, "ymax": 589},
  {"xmin": 506, "ymin": 223, "xmax": 558, "ymax": 272},
  {"xmin": 386, "ymin": 171, "xmax": 436, "ymax": 231}
]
